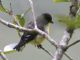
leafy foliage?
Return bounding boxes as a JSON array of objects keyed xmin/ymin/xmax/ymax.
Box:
[
  {"xmin": 53, "ymin": 0, "xmax": 69, "ymax": 2},
  {"xmin": 55, "ymin": 15, "xmax": 80, "ymax": 29},
  {"xmin": 16, "ymin": 15, "xmax": 25, "ymax": 27},
  {"xmin": 75, "ymin": 15, "xmax": 80, "ymax": 28},
  {"xmin": 12, "ymin": 14, "xmax": 26, "ymax": 37},
  {"xmin": 0, "ymin": 3, "xmax": 7, "ymax": 13}
]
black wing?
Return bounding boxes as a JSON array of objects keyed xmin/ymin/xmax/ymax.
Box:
[
  {"xmin": 14, "ymin": 21, "xmax": 45, "ymax": 51},
  {"xmin": 14, "ymin": 32, "xmax": 37, "ymax": 51}
]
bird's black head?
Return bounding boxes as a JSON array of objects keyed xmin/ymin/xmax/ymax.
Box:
[{"xmin": 42, "ymin": 13, "xmax": 53, "ymax": 23}]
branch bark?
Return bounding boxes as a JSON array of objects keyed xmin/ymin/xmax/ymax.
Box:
[
  {"xmin": 0, "ymin": 17, "xmax": 57, "ymax": 48},
  {"xmin": 67, "ymin": 40, "xmax": 80, "ymax": 49},
  {"xmin": 0, "ymin": 0, "xmax": 57, "ymax": 58},
  {"xmin": 0, "ymin": 0, "xmax": 79, "ymax": 60},
  {"xmin": 52, "ymin": 0, "xmax": 79, "ymax": 60},
  {"xmin": 52, "ymin": 30, "xmax": 73, "ymax": 60},
  {"xmin": 29, "ymin": 0, "xmax": 37, "ymax": 28},
  {"xmin": 0, "ymin": 50, "xmax": 8, "ymax": 60}
]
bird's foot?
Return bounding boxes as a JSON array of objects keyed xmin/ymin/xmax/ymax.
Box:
[{"xmin": 37, "ymin": 44, "xmax": 42, "ymax": 49}]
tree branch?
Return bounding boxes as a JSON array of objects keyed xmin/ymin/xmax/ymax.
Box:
[
  {"xmin": 0, "ymin": 0, "xmax": 75, "ymax": 60},
  {"xmin": 9, "ymin": 3, "xmax": 21, "ymax": 26},
  {"xmin": 0, "ymin": 50, "xmax": 8, "ymax": 60},
  {"xmin": 0, "ymin": 17, "xmax": 34, "ymax": 32},
  {"xmin": 52, "ymin": 30, "xmax": 73, "ymax": 60},
  {"xmin": 28, "ymin": 0, "xmax": 73, "ymax": 60},
  {"xmin": 0, "ymin": 0, "xmax": 58, "ymax": 58},
  {"xmin": 67, "ymin": 40, "xmax": 80, "ymax": 49},
  {"xmin": 64, "ymin": 53, "xmax": 73, "ymax": 60},
  {"xmin": 29, "ymin": 0, "xmax": 37, "ymax": 28},
  {"xmin": 0, "ymin": 17, "xmax": 57, "ymax": 48},
  {"xmin": 52, "ymin": 0, "xmax": 79, "ymax": 60},
  {"xmin": 28, "ymin": 0, "xmax": 58, "ymax": 48}
]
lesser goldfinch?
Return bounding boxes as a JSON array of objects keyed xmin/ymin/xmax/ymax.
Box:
[{"xmin": 14, "ymin": 13, "xmax": 53, "ymax": 51}]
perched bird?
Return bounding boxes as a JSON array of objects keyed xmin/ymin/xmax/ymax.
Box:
[{"xmin": 14, "ymin": 13, "xmax": 53, "ymax": 51}]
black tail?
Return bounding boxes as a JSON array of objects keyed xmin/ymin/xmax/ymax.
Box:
[
  {"xmin": 13, "ymin": 38, "xmax": 27, "ymax": 51},
  {"xmin": 13, "ymin": 35, "xmax": 29, "ymax": 51},
  {"xmin": 14, "ymin": 44, "xmax": 23, "ymax": 51},
  {"xmin": 14, "ymin": 33, "xmax": 37, "ymax": 51}
]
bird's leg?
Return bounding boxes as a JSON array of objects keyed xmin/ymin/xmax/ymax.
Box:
[{"xmin": 37, "ymin": 44, "xmax": 42, "ymax": 49}]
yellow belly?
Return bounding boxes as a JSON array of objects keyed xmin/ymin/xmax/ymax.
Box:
[
  {"xmin": 30, "ymin": 23, "xmax": 50, "ymax": 46},
  {"xmin": 30, "ymin": 35, "xmax": 45, "ymax": 46}
]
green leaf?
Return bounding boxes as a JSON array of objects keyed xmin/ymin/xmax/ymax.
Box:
[
  {"xmin": 0, "ymin": 4, "xmax": 7, "ymax": 13},
  {"xmin": 12, "ymin": 19, "xmax": 23, "ymax": 37},
  {"xmin": 16, "ymin": 15, "xmax": 25, "ymax": 27},
  {"xmin": 75, "ymin": 15, "xmax": 80, "ymax": 28},
  {"xmin": 55, "ymin": 15, "xmax": 76, "ymax": 29},
  {"xmin": 12, "ymin": 14, "xmax": 25, "ymax": 37},
  {"xmin": 53, "ymin": 0, "xmax": 69, "ymax": 2}
]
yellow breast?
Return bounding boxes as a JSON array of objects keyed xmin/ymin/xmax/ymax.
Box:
[{"xmin": 30, "ymin": 23, "xmax": 50, "ymax": 46}]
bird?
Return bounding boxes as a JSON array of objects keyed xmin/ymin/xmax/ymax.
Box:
[{"xmin": 13, "ymin": 13, "xmax": 53, "ymax": 51}]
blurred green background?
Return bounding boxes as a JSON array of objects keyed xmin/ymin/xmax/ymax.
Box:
[{"xmin": 0, "ymin": 0, "xmax": 80, "ymax": 60}]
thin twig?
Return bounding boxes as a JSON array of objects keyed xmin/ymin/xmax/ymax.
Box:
[
  {"xmin": 0, "ymin": 17, "xmax": 57, "ymax": 47},
  {"xmin": 9, "ymin": 3, "xmax": 31, "ymax": 37},
  {"xmin": 28, "ymin": 0, "xmax": 37, "ymax": 28},
  {"xmin": 67, "ymin": 40, "xmax": 80, "ymax": 49},
  {"xmin": 28, "ymin": 0, "xmax": 73, "ymax": 60},
  {"xmin": 0, "ymin": 17, "xmax": 34, "ymax": 32},
  {"xmin": 0, "ymin": 50, "xmax": 8, "ymax": 60},
  {"xmin": 52, "ymin": 31, "xmax": 72, "ymax": 60},
  {"xmin": 28, "ymin": 0, "xmax": 58, "ymax": 51},
  {"xmin": 0, "ymin": 0, "xmax": 73, "ymax": 60},
  {"xmin": 0, "ymin": 17, "xmax": 59, "ymax": 59},
  {"xmin": 37, "ymin": 45, "xmax": 53, "ymax": 57},
  {"xmin": 64, "ymin": 53, "xmax": 73, "ymax": 60},
  {"xmin": 35, "ymin": 28, "xmax": 57, "ymax": 47},
  {"xmin": 76, "ymin": 7, "xmax": 80, "ymax": 15},
  {"xmin": 22, "ymin": 7, "xmax": 31, "ymax": 17},
  {"xmin": 9, "ymin": 3, "xmax": 21, "ymax": 26},
  {"xmin": 36, "ymin": 27, "xmax": 73, "ymax": 60},
  {"xmin": 41, "ymin": 47, "xmax": 53, "ymax": 57},
  {"xmin": 52, "ymin": 0, "xmax": 79, "ymax": 60}
]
